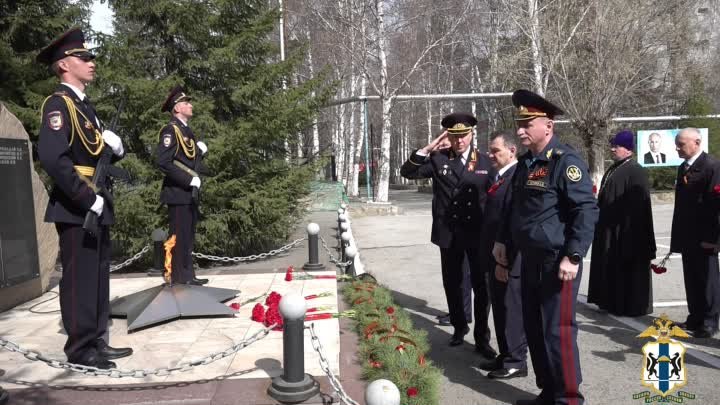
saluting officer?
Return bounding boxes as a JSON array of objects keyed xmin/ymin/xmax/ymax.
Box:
[
  {"xmin": 36, "ymin": 27, "xmax": 133, "ymax": 369},
  {"xmin": 494, "ymin": 90, "xmax": 598, "ymax": 405},
  {"xmin": 400, "ymin": 113, "xmax": 497, "ymax": 360},
  {"xmin": 156, "ymin": 86, "xmax": 209, "ymax": 285}
]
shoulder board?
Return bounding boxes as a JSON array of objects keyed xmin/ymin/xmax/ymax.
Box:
[{"xmin": 52, "ymin": 91, "xmax": 69, "ymax": 97}]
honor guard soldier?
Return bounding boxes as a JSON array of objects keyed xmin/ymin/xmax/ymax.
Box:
[
  {"xmin": 401, "ymin": 112, "xmax": 497, "ymax": 360},
  {"xmin": 156, "ymin": 86, "xmax": 209, "ymax": 285},
  {"xmin": 494, "ymin": 90, "xmax": 598, "ymax": 405},
  {"xmin": 36, "ymin": 27, "xmax": 133, "ymax": 369}
]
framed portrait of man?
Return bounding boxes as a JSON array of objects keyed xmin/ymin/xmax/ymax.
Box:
[{"xmin": 637, "ymin": 129, "xmax": 709, "ymax": 167}]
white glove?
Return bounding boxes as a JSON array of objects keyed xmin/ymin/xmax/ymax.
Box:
[
  {"xmin": 102, "ymin": 130, "xmax": 124, "ymax": 156},
  {"xmin": 190, "ymin": 177, "xmax": 201, "ymax": 189},
  {"xmin": 90, "ymin": 195, "xmax": 104, "ymax": 215},
  {"xmin": 196, "ymin": 141, "xmax": 208, "ymax": 155}
]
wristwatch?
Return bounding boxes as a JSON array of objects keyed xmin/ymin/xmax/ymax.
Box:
[{"xmin": 568, "ymin": 253, "xmax": 582, "ymax": 265}]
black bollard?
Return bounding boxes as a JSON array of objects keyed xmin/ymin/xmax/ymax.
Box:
[
  {"xmin": 0, "ymin": 385, "xmax": 7, "ymax": 405},
  {"xmin": 147, "ymin": 228, "xmax": 168, "ymax": 276},
  {"xmin": 268, "ymin": 293, "xmax": 320, "ymax": 403},
  {"xmin": 345, "ymin": 246, "xmax": 357, "ymax": 277},
  {"xmin": 303, "ymin": 223, "xmax": 326, "ymax": 271},
  {"xmin": 336, "ymin": 210, "xmax": 345, "ymax": 240},
  {"xmin": 340, "ymin": 231, "xmax": 351, "ymax": 262}
]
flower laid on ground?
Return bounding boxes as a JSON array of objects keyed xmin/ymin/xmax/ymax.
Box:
[
  {"xmin": 650, "ymin": 252, "xmax": 672, "ymax": 274},
  {"xmin": 264, "ymin": 306, "xmax": 283, "ymax": 330},
  {"xmin": 385, "ymin": 306, "xmax": 395, "ymax": 315},
  {"xmin": 251, "ymin": 303, "xmax": 265, "ymax": 322},
  {"xmin": 304, "ymin": 310, "xmax": 356, "ymax": 322},
  {"xmin": 306, "ymin": 306, "xmax": 332, "ymax": 313},
  {"xmin": 284, "ymin": 265, "xmax": 353, "ymax": 282},
  {"xmin": 407, "ymin": 387, "xmax": 419, "ymax": 398},
  {"xmin": 304, "ymin": 291, "xmax": 334, "ymax": 300},
  {"xmin": 265, "ymin": 291, "xmax": 282, "ymax": 307},
  {"xmin": 229, "ymin": 302, "xmax": 241, "ymax": 311},
  {"xmin": 249, "ymin": 289, "xmax": 345, "ymax": 329}
]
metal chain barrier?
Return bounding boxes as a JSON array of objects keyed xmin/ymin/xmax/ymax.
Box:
[
  {"xmin": 319, "ymin": 236, "xmax": 353, "ymax": 268},
  {"xmin": 110, "ymin": 245, "xmax": 151, "ymax": 272},
  {"xmin": 0, "ymin": 325, "xmax": 274, "ymax": 378},
  {"xmin": 192, "ymin": 237, "xmax": 307, "ymax": 263},
  {"xmin": 307, "ymin": 323, "xmax": 359, "ymax": 405}
]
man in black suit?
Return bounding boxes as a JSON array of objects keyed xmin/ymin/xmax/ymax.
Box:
[
  {"xmin": 479, "ymin": 131, "xmax": 528, "ymax": 379},
  {"xmin": 671, "ymin": 127, "xmax": 720, "ymax": 338},
  {"xmin": 643, "ymin": 132, "xmax": 666, "ymax": 164},
  {"xmin": 36, "ymin": 27, "xmax": 133, "ymax": 369},
  {"xmin": 400, "ymin": 112, "xmax": 497, "ymax": 359}
]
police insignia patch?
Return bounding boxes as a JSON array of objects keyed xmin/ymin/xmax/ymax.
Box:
[
  {"xmin": 162, "ymin": 134, "xmax": 172, "ymax": 147},
  {"xmin": 566, "ymin": 165, "xmax": 582, "ymax": 182},
  {"xmin": 47, "ymin": 111, "xmax": 63, "ymax": 131}
]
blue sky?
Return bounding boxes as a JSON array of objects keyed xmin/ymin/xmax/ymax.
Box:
[{"xmin": 90, "ymin": 0, "xmax": 114, "ymax": 35}]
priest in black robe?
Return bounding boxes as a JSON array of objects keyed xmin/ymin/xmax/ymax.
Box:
[{"xmin": 588, "ymin": 130, "xmax": 656, "ymax": 316}]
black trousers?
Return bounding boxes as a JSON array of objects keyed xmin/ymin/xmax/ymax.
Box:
[
  {"xmin": 490, "ymin": 254, "xmax": 528, "ymax": 369},
  {"xmin": 56, "ymin": 223, "xmax": 110, "ymax": 362},
  {"xmin": 521, "ymin": 249, "xmax": 583, "ymax": 405},
  {"xmin": 681, "ymin": 247, "xmax": 720, "ymax": 331},
  {"xmin": 440, "ymin": 242, "xmax": 491, "ymax": 346},
  {"xmin": 168, "ymin": 204, "xmax": 198, "ymax": 283},
  {"xmin": 461, "ymin": 256, "xmax": 473, "ymax": 321}
]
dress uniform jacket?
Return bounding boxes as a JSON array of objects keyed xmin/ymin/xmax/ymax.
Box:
[
  {"xmin": 156, "ymin": 118, "xmax": 199, "ymax": 204},
  {"xmin": 38, "ymin": 84, "xmax": 119, "ymax": 225},
  {"xmin": 155, "ymin": 118, "xmax": 202, "ymax": 284},
  {"xmin": 37, "ymin": 84, "xmax": 123, "ymax": 363},
  {"xmin": 500, "ymin": 137, "xmax": 597, "ymax": 256},
  {"xmin": 401, "ymin": 145, "xmax": 495, "ymax": 345},
  {"xmin": 400, "ymin": 146, "xmax": 493, "ymax": 249},
  {"xmin": 498, "ymin": 136, "xmax": 598, "ymax": 404}
]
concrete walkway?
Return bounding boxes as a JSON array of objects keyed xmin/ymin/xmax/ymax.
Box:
[{"xmin": 350, "ymin": 188, "xmax": 720, "ymax": 405}]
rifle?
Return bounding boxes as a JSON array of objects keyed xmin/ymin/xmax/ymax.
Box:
[{"xmin": 82, "ymin": 98, "xmax": 126, "ymax": 236}]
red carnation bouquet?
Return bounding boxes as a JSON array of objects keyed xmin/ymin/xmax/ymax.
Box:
[
  {"xmin": 249, "ymin": 290, "xmax": 341, "ymax": 330},
  {"xmin": 650, "ymin": 252, "xmax": 672, "ymax": 274}
]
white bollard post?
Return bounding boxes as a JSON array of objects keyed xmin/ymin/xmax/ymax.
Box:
[{"xmin": 365, "ymin": 379, "xmax": 400, "ymax": 405}]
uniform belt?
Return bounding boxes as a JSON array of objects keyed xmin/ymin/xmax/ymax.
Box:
[
  {"xmin": 173, "ymin": 160, "xmax": 199, "ymax": 177},
  {"xmin": 74, "ymin": 165, "xmax": 98, "ymax": 192}
]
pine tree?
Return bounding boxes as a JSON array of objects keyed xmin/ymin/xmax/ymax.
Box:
[{"xmin": 93, "ymin": 0, "xmax": 334, "ymax": 256}]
